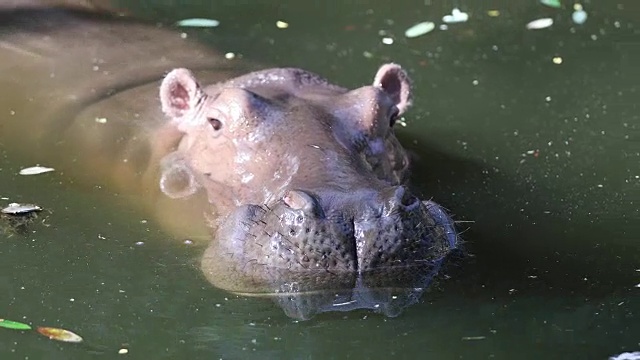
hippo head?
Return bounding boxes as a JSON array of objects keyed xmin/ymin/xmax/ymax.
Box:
[{"xmin": 159, "ymin": 64, "xmax": 458, "ymax": 319}]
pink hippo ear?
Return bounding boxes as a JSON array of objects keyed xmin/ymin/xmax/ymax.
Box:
[
  {"xmin": 160, "ymin": 68, "xmax": 204, "ymax": 119},
  {"xmin": 373, "ymin": 63, "xmax": 412, "ymax": 115}
]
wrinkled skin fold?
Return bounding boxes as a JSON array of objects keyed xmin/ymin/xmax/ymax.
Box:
[{"xmin": 159, "ymin": 64, "xmax": 459, "ymax": 319}]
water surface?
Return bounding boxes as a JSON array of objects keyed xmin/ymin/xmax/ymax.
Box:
[{"xmin": 1, "ymin": 1, "xmax": 638, "ymax": 359}]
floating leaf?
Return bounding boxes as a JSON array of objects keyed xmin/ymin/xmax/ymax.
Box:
[
  {"xmin": 36, "ymin": 326, "xmax": 83, "ymax": 343},
  {"xmin": 442, "ymin": 8, "xmax": 469, "ymax": 24},
  {"xmin": 19, "ymin": 166, "xmax": 55, "ymax": 175},
  {"xmin": 0, "ymin": 319, "xmax": 32, "ymax": 330},
  {"xmin": 609, "ymin": 352, "xmax": 640, "ymax": 360},
  {"xmin": 540, "ymin": 0, "xmax": 561, "ymax": 8},
  {"xmin": 526, "ymin": 18, "xmax": 554, "ymax": 30},
  {"xmin": 175, "ymin": 18, "xmax": 220, "ymax": 28},
  {"xmin": 404, "ymin": 21, "xmax": 435, "ymax": 38},
  {"xmin": 462, "ymin": 336, "xmax": 486, "ymax": 341},
  {"xmin": 1, "ymin": 203, "xmax": 42, "ymax": 215}
]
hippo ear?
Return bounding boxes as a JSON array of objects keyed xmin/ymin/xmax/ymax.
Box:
[
  {"xmin": 160, "ymin": 68, "xmax": 204, "ymax": 119},
  {"xmin": 373, "ymin": 63, "xmax": 412, "ymax": 115}
]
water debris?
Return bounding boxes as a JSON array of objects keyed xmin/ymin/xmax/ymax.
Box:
[
  {"xmin": 526, "ymin": 18, "xmax": 554, "ymax": 30},
  {"xmin": 487, "ymin": 10, "xmax": 500, "ymax": 17},
  {"xmin": 175, "ymin": 18, "xmax": 220, "ymax": 28},
  {"xmin": 572, "ymin": 4, "xmax": 588, "ymax": 24},
  {"xmin": 404, "ymin": 21, "xmax": 435, "ymax": 38},
  {"xmin": 1, "ymin": 202, "xmax": 44, "ymax": 235},
  {"xmin": 609, "ymin": 352, "xmax": 640, "ymax": 360},
  {"xmin": 552, "ymin": 56, "xmax": 563, "ymax": 64},
  {"xmin": 0, "ymin": 318, "xmax": 32, "ymax": 330},
  {"xmin": 19, "ymin": 166, "xmax": 54, "ymax": 176},
  {"xmin": 1, "ymin": 203, "xmax": 42, "ymax": 215},
  {"xmin": 118, "ymin": 348, "xmax": 129, "ymax": 354},
  {"xmin": 442, "ymin": 8, "xmax": 469, "ymax": 24},
  {"xmin": 36, "ymin": 326, "xmax": 83, "ymax": 343},
  {"xmin": 462, "ymin": 336, "xmax": 486, "ymax": 341},
  {"xmin": 540, "ymin": 0, "xmax": 561, "ymax": 8},
  {"xmin": 276, "ymin": 20, "xmax": 289, "ymax": 29}
]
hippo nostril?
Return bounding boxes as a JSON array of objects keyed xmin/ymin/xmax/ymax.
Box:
[
  {"xmin": 283, "ymin": 190, "xmax": 314, "ymax": 211},
  {"xmin": 282, "ymin": 190, "xmax": 324, "ymax": 217},
  {"xmin": 396, "ymin": 186, "xmax": 420, "ymax": 208},
  {"xmin": 382, "ymin": 185, "xmax": 420, "ymax": 216}
]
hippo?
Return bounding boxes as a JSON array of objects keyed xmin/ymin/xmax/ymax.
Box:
[{"xmin": 0, "ymin": 2, "xmax": 458, "ymax": 319}]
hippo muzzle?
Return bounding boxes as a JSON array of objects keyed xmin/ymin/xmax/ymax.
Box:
[{"xmin": 201, "ymin": 186, "xmax": 457, "ymax": 319}]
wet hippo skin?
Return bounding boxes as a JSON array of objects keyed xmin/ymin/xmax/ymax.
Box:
[{"xmin": 0, "ymin": 2, "xmax": 458, "ymax": 319}]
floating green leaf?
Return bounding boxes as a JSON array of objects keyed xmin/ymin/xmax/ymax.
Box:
[
  {"xmin": 0, "ymin": 318, "xmax": 32, "ymax": 330},
  {"xmin": 176, "ymin": 18, "xmax": 220, "ymax": 28},
  {"xmin": 404, "ymin": 21, "xmax": 435, "ymax": 38},
  {"xmin": 540, "ymin": 0, "xmax": 561, "ymax": 8}
]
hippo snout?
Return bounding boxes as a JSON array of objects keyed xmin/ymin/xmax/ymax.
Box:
[{"xmin": 200, "ymin": 186, "xmax": 457, "ymax": 319}]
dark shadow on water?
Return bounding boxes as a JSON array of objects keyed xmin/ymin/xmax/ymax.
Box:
[{"xmin": 400, "ymin": 133, "xmax": 638, "ymax": 300}]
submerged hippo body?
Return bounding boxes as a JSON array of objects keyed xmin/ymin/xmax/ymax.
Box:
[{"xmin": 0, "ymin": 2, "xmax": 457, "ymax": 319}]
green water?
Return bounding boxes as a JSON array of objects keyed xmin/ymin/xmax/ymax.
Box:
[{"xmin": 1, "ymin": 1, "xmax": 638, "ymax": 359}]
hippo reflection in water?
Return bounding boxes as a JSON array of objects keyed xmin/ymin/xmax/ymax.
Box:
[
  {"xmin": 0, "ymin": 3, "xmax": 457, "ymax": 320},
  {"xmin": 159, "ymin": 65, "xmax": 458, "ymax": 319}
]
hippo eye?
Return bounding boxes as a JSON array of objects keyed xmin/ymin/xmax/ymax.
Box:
[
  {"xmin": 207, "ymin": 117, "xmax": 223, "ymax": 131},
  {"xmin": 389, "ymin": 107, "xmax": 400, "ymax": 127}
]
